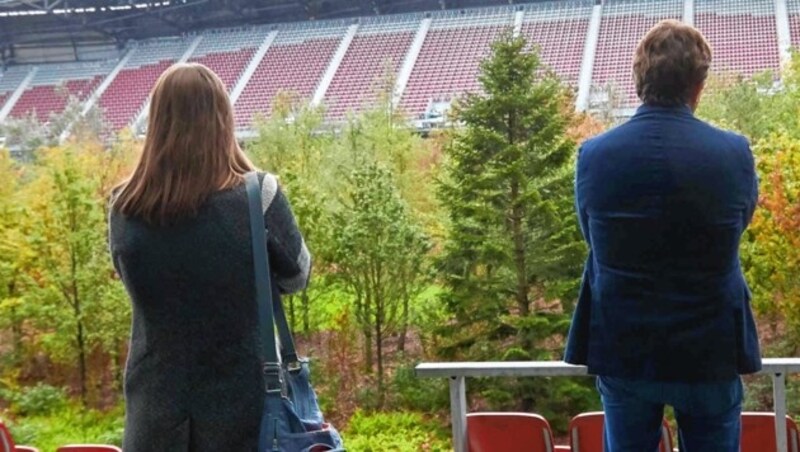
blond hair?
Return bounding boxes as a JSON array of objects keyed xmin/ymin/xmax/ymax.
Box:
[
  {"xmin": 633, "ymin": 20, "xmax": 712, "ymax": 106},
  {"xmin": 113, "ymin": 63, "xmax": 255, "ymax": 225}
]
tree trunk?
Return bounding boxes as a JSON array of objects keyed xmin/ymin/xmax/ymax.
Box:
[
  {"xmin": 363, "ymin": 328, "xmax": 373, "ymax": 374},
  {"xmin": 288, "ymin": 295, "xmax": 296, "ymax": 332},
  {"xmin": 8, "ymin": 281, "xmax": 22, "ymax": 365},
  {"xmin": 76, "ymin": 318, "xmax": 88, "ymax": 406},
  {"xmin": 11, "ymin": 308, "xmax": 22, "ymax": 365},
  {"xmin": 301, "ymin": 288, "xmax": 310, "ymax": 335},
  {"xmin": 510, "ymin": 180, "xmax": 529, "ymax": 316},
  {"xmin": 398, "ymin": 290, "xmax": 409, "ymax": 354},
  {"xmin": 376, "ymin": 302, "xmax": 385, "ymax": 409}
]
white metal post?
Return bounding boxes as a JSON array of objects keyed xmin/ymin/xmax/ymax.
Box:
[
  {"xmin": 683, "ymin": 0, "xmax": 695, "ymax": 26},
  {"xmin": 575, "ymin": 4, "xmax": 602, "ymax": 112},
  {"xmin": 449, "ymin": 375, "xmax": 467, "ymax": 452},
  {"xmin": 774, "ymin": 372, "xmax": 789, "ymax": 452},
  {"xmin": 775, "ymin": 0, "xmax": 792, "ymax": 64}
]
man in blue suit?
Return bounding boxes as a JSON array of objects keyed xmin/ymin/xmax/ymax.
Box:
[{"xmin": 564, "ymin": 20, "xmax": 761, "ymax": 451}]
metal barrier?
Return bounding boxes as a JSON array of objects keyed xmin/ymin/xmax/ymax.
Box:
[{"xmin": 416, "ymin": 359, "xmax": 800, "ymax": 452}]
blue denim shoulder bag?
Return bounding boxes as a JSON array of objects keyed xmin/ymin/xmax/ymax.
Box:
[{"xmin": 245, "ymin": 172, "xmax": 344, "ymax": 452}]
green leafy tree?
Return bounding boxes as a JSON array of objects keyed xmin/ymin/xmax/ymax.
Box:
[
  {"xmin": 336, "ymin": 84, "xmax": 438, "ymax": 351},
  {"xmin": 741, "ymin": 134, "xmax": 800, "ymax": 350},
  {"xmin": 0, "ymin": 149, "xmax": 33, "ymax": 369},
  {"xmin": 0, "ymin": 95, "xmax": 108, "ymax": 154},
  {"xmin": 697, "ymin": 71, "xmax": 783, "ymax": 143},
  {"xmin": 435, "ymin": 32, "xmax": 586, "ymax": 415},
  {"xmin": 437, "ymin": 31, "xmax": 583, "ymax": 354},
  {"xmin": 332, "ymin": 162, "xmax": 430, "ymax": 405},
  {"xmin": 249, "ymin": 91, "xmax": 336, "ymax": 335},
  {"xmin": 23, "ymin": 143, "xmax": 129, "ymax": 405}
]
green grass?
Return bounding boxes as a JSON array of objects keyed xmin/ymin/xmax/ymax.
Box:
[
  {"xmin": 6, "ymin": 405, "xmax": 450, "ymax": 452},
  {"xmin": 5, "ymin": 403, "xmax": 124, "ymax": 451},
  {"xmin": 343, "ymin": 409, "xmax": 451, "ymax": 451}
]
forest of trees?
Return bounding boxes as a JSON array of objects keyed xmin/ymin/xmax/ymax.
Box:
[{"xmin": 1, "ymin": 32, "xmax": 800, "ymax": 450}]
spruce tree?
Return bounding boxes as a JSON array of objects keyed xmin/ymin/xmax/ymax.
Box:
[{"xmin": 436, "ymin": 31, "xmax": 584, "ymax": 360}]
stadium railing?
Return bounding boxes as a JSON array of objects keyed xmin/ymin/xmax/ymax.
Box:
[{"xmin": 415, "ymin": 358, "xmax": 800, "ymax": 452}]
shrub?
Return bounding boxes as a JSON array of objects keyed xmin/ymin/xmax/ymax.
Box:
[
  {"xmin": 9, "ymin": 383, "xmax": 68, "ymax": 416},
  {"xmin": 343, "ymin": 410, "xmax": 450, "ymax": 452},
  {"xmin": 7, "ymin": 402, "xmax": 124, "ymax": 451},
  {"xmin": 390, "ymin": 365, "xmax": 448, "ymax": 412}
]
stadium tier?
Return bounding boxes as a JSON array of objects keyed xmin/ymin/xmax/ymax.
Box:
[
  {"xmin": 0, "ymin": 0, "xmax": 795, "ymax": 132},
  {"xmin": 520, "ymin": 1, "xmax": 593, "ymax": 84},
  {"xmin": 99, "ymin": 38, "xmax": 193, "ymax": 130},
  {"xmin": 233, "ymin": 23, "xmax": 348, "ymax": 127},
  {"xmin": 8, "ymin": 61, "xmax": 116, "ymax": 123},
  {"xmin": 399, "ymin": 8, "xmax": 513, "ymax": 117},
  {"xmin": 790, "ymin": 0, "xmax": 800, "ymax": 46},
  {"xmin": 696, "ymin": 0, "xmax": 781, "ymax": 78},
  {"xmin": 591, "ymin": 0, "xmax": 684, "ymax": 107},
  {"xmin": 323, "ymin": 17, "xmax": 419, "ymax": 120},
  {"xmin": 0, "ymin": 67, "xmax": 33, "ymax": 118},
  {"xmin": 188, "ymin": 28, "xmax": 269, "ymax": 92}
]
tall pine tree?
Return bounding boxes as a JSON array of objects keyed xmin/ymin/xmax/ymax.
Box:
[{"xmin": 437, "ymin": 31, "xmax": 584, "ymax": 361}]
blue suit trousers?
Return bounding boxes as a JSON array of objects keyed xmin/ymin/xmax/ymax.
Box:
[{"xmin": 597, "ymin": 376, "xmax": 743, "ymax": 452}]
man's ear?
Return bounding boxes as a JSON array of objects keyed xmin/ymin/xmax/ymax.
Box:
[{"xmin": 689, "ymin": 81, "xmax": 705, "ymax": 112}]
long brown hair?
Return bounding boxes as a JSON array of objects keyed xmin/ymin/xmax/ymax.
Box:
[{"xmin": 112, "ymin": 63, "xmax": 255, "ymax": 225}]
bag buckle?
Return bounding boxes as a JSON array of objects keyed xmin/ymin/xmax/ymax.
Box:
[{"xmin": 263, "ymin": 362, "xmax": 283, "ymax": 393}]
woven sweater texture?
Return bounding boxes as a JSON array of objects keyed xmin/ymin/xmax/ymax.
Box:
[{"xmin": 108, "ymin": 172, "xmax": 310, "ymax": 451}]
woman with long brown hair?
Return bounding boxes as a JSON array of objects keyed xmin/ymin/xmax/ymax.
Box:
[{"xmin": 109, "ymin": 63, "xmax": 310, "ymax": 451}]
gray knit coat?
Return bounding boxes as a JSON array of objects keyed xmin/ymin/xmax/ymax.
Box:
[{"xmin": 109, "ymin": 173, "xmax": 310, "ymax": 451}]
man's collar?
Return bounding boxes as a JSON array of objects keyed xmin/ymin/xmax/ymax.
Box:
[{"xmin": 634, "ymin": 103, "xmax": 694, "ymax": 117}]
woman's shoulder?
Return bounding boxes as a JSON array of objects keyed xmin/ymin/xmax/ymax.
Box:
[{"xmin": 256, "ymin": 171, "xmax": 280, "ymax": 213}]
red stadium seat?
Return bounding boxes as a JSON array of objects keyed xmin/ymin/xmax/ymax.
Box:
[
  {"xmin": 55, "ymin": 446, "xmax": 121, "ymax": 452},
  {"xmin": 0, "ymin": 420, "xmax": 39, "ymax": 452},
  {"xmin": 741, "ymin": 412, "xmax": 800, "ymax": 452},
  {"xmin": 568, "ymin": 411, "xmax": 673, "ymax": 452},
  {"xmin": 467, "ymin": 412, "xmax": 558, "ymax": 452}
]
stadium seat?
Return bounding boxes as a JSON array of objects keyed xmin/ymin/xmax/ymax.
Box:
[
  {"xmin": 741, "ymin": 412, "xmax": 800, "ymax": 452},
  {"xmin": 0, "ymin": 421, "xmax": 39, "ymax": 452},
  {"xmin": 568, "ymin": 411, "xmax": 674, "ymax": 452},
  {"xmin": 467, "ymin": 412, "xmax": 558, "ymax": 452},
  {"xmin": 55, "ymin": 446, "xmax": 122, "ymax": 452}
]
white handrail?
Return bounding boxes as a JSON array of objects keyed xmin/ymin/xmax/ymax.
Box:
[{"xmin": 416, "ymin": 358, "xmax": 800, "ymax": 452}]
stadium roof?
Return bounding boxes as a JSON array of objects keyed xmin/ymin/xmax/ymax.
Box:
[{"xmin": 0, "ymin": 0, "xmax": 572, "ymax": 63}]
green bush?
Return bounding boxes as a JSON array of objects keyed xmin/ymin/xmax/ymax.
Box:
[
  {"xmin": 343, "ymin": 410, "xmax": 450, "ymax": 452},
  {"xmin": 7, "ymin": 403, "xmax": 124, "ymax": 451},
  {"xmin": 390, "ymin": 365, "xmax": 448, "ymax": 412},
  {"xmin": 8, "ymin": 383, "xmax": 68, "ymax": 416}
]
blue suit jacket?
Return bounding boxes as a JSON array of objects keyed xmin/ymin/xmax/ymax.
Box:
[{"xmin": 564, "ymin": 104, "xmax": 761, "ymax": 382}]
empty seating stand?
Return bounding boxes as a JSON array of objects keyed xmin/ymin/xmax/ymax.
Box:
[
  {"xmin": 0, "ymin": 67, "xmax": 32, "ymax": 116},
  {"xmin": 399, "ymin": 8, "xmax": 514, "ymax": 117},
  {"xmin": 741, "ymin": 412, "xmax": 800, "ymax": 452},
  {"xmin": 0, "ymin": 0, "xmax": 795, "ymax": 132},
  {"xmin": 568, "ymin": 411, "xmax": 673, "ymax": 452},
  {"xmin": 695, "ymin": 0, "xmax": 781, "ymax": 78},
  {"xmin": 520, "ymin": 1, "xmax": 593, "ymax": 86},
  {"xmin": 467, "ymin": 412, "xmax": 569, "ymax": 452},
  {"xmin": 234, "ymin": 22, "xmax": 348, "ymax": 128},
  {"xmin": 788, "ymin": 0, "xmax": 800, "ymax": 49},
  {"xmin": 188, "ymin": 28, "xmax": 269, "ymax": 92},
  {"xmin": 590, "ymin": 0, "xmax": 684, "ymax": 109},
  {"xmin": 98, "ymin": 38, "xmax": 191, "ymax": 131},
  {"xmin": 323, "ymin": 16, "xmax": 418, "ymax": 121},
  {"xmin": 8, "ymin": 61, "xmax": 115, "ymax": 123}
]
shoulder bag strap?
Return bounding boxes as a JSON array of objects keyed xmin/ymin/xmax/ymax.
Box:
[{"xmin": 245, "ymin": 172, "xmax": 282, "ymax": 390}]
